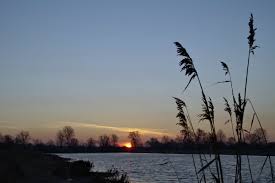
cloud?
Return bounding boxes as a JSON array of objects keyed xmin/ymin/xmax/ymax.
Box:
[
  {"xmin": 56, "ymin": 121, "xmax": 171, "ymax": 136},
  {"xmin": 0, "ymin": 121, "xmax": 18, "ymax": 130}
]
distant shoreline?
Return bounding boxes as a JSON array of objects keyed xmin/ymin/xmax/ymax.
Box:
[
  {"xmin": 2, "ymin": 141, "xmax": 275, "ymax": 156},
  {"xmin": 55, "ymin": 150, "xmax": 275, "ymax": 156}
]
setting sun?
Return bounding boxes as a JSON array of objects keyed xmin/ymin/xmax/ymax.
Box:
[{"xmin": 123, "ymin": 142, "xmax": 132, "ymax": 148}]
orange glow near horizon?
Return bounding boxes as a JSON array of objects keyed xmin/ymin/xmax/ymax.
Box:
[{"xmin": 122, "ymin": 142, "xmax": 132, "ymax": 148}]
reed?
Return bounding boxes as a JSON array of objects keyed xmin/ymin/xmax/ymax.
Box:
[
  {"xmin": 174, "ymin": 41, "xmax": 224, "ymax": 182},
  {"xmin": 218, "ymin": 14, "xmax": 274, "ymax": 183},
  {"xmin": 173, "ymin": 14, "xmax": 274, "ymax": 183},
  {"xmin": 173, "ymin": 97, "xmax": 206, "ymax": 183}
]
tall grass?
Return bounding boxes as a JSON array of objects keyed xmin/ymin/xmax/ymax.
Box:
[
  {"xmin": 174, "ymin": 97, "xmax": 206, "ymax": 183},
  {"xmin": 174, "ymin": 41, "xmax": 224, "ymax": 182},
  {"xmin": 173, "ymin": 14, "xmax": 274, "ymax": 183}
]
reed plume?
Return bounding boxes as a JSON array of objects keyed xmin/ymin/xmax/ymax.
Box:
[
  {"xmin": 174, "ymin": 97, "xmax": 189, "ymax": 138},
  {"xmin": 217, "ymin": 14, "xmax": 274, "ymax": 183},
  {"xmin": 173, "ymin": 97, "xmax": 207, "ymax": 183},
  {"xmin": 223, "ymin": 97, "xmax": 235, "ymax": 140},
  {"xmin": 174, "ymin": 42, "xmax": 224, "ymax": 182},
  {"xmin": 173, "ymin": 97, "xmax": 200, "ymax": 182},
  {"xmin": 173, "ymin": 13, "xmax": 274, "ymax": 183}
]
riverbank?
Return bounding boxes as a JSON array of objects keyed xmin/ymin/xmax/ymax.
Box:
[{"xmin": 0, "ymin": 148, "xmax": 129, "ymax": 183}]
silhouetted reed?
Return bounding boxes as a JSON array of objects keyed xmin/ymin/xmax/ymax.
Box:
[
  {"xmin": 219, "ymin": 14, "xmax": 273, "ymax": 183},
  {"xmin": 173, "ymin": 14, "xmax": 274, "ymax": 183},
  {"xmin": 174, "ymin": 97, "xmax": 221, "ymax": 183},
  {"xmin": 173, "ymin": 97, "xmax": 201, "ymax": 183},
  {"xmin": 223, "ymin": 97, "xmax": 235, "ymax": 140},
  {"xmin": 174, "ymin": 41, "xmax": 224, "ymax": 182}
]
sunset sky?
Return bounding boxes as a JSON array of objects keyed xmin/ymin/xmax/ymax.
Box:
[{"xmin": 0, "ymin": 1, "xmax": 275, "ymax": 142}]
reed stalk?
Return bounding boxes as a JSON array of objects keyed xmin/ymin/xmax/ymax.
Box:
[
  {"xmin": 174, "ymin": 42, "xmax": 224, "ymax": 182},
  {"xmin": 173, "ymin": 97, "xmax": 201, "ymax": 183},
  {"xmin": 173, "ymin": 13, "xmax": 273, "ymax": 183},
  {"xmin": 247, "ymin": 99, "xmax": 274, "ymax": 182}
]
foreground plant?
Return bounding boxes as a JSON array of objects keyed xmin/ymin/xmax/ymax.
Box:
[
  {"xmin": 173, "ymin": 14, "xmax": 274, "ymax": 183},
  {"xmin": 174, "ymin": 41, "xmax": 224, "ymax": 182},
  {"xmin": 173, "ymin": 97, "xmax": 204, "ymax": 183},
  {"xmin": 219, "ymin": 14, "xmax": 274, "ymax": 183}
]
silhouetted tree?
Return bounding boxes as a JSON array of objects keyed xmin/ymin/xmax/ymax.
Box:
[
  {"xmin": 98, "ymin": 135, "xmax": 111, "ymax": 148},
  {"xmin": 62, "ymin": 126, "xmax": 75, "ymax": 146},
  {"xmin": 227, "ymin": 137, "xmax": 236, "ymax": 145},
  {"xmin": 253, "ymin": 128, "xmax": 267, "ymax": 144},
  {"xmin": 182, "ymin": 133, "xmax": 194, "ymax": 144},
  {"xmin": 3, "ymin": 134, "xmax": 14, "ymax": 144},
  {"xmin": 46, "ymin": 139, "xmax": 55, "ymax": 146},
  {"xmin": 245, "ymin": 128, "xmax": 268, "ymax": 144},
  {"xmin": 56, "ymin": 130, "xmax": 65, "ymax": 146},
  {"xmin": 196, "ymin": 128, "xmax": 208, "ymax": 144},
  {"xmin": 174, "ymin": 134, "xmax": 184, "ymax": 143},
  {"xmin": 128, "ymin": 131, "xmax": 142, "ymax": 148},
  {"xmin": 15, "ymin": 131, "xmax": 31, "ymax": 145},
  {"xmin": 145, "ymin": 137, "xmax": 160, "ymax": 148},
  {"xmin": 56, "ymin": 126, "xmax": 75, "ymax": 146},
  {"xmin": 87, "ymin": 137, "xmax": 96, "ymax": 147},
  {"xmin": 70, "ymin": 138, "xmax": 79, "ymax": 147},
  {"xmin": 0, "ymin": 133, "xmax": 3, "ymax": 143},
  {"xmin": 161, "ymin": 135, "xmax": 170, "ymax": 144},
  {"xmin": 244, "ymin": 133, "xmax": 254, "ymax": 144},
  {"xmin": 110, "ymin": 134, "xmax": 119, "ymax": 147},
  {"xmin": 32, "ymin": 138, "xmax": 43, "ymax": 145},
  {"xmin": 217, "ymin": 129, "xmax": 226, "ymax": 143}
]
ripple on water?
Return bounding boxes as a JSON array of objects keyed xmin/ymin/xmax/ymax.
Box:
[{"xmin": 57, "ymin": 153, "xmax": 275, "ymax": 183}]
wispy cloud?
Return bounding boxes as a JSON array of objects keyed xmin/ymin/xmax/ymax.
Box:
[
  {"xmin": 56, "ymin": 121, "xmax": 171, "ymax": 136},
  {"xmin": 0, "ymin": 121, "xmax": 18, "ymax": 129}
]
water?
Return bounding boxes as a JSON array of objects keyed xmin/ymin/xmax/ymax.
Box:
[{"xmin": 57, "ymin": 153, "xmax": 274, "ymax": 183}]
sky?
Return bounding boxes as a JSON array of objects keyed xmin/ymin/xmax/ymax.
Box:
[{"xmin": 0, "ymin": 0, "xmax": 275, "ymax": 142}]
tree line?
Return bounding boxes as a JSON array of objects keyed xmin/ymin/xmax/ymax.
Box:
[{"xmin": 0, "ymin": 125, "xmax": 273, "ymax": 153}]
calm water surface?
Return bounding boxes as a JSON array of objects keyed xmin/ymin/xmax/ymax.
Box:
[{"xmin": 58, "ymin": 153, "xmax": 274, "ymax": 183}]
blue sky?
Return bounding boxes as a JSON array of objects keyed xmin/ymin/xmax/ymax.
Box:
[{"xmin": 0, "ymin": 1, "xmax": 275, "ymax": 141}]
